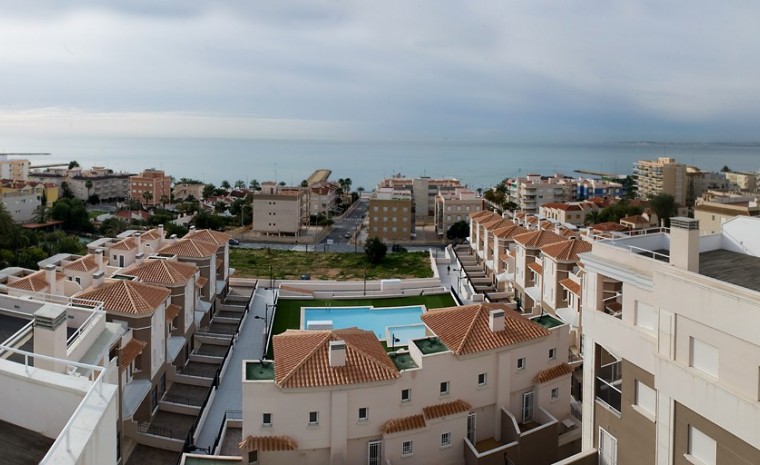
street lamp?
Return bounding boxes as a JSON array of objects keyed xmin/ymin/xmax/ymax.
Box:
[
  {"xmin": 269, "ymin": 265, "xmax": 273, "ymax": 290},
  {"xmin": 363, "ymin": 268, "xmax": 367, "ymax": 296},
  {"xmin": 390, "ymin": 333, "xmax": 401, "ymax": 349}
]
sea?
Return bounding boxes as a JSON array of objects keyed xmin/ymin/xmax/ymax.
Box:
[{"xmin": 6, "ymin": 137, "xmax": 760, "ymax": 191}]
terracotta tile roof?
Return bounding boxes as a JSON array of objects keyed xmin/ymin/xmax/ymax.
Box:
[
  {"xmin": 63, "ymin": 254, "xmax": 100, "ymax": 273},
  {"xmin": 591, "ymin": 222, "xmax": 629, "ymax": 232},
  {"xmin": 381, "ymin": 414, "xmax": 426, "ymax": 434},
  {"xmin": 6, "ymin": 270, "xmax": 60, "ymax": 292},
  {"xmin": 620, "ymin": 215, "xmax": 651, "ymax": 225},
  {"xmin": 140, "ymin": 228, "xmax": 165, "ymax": 241},
  {"xmin": 526, "ymin": 216, "xmax": 539, "ymax": 225},
  {"xmin": 195, "ymin": 276, "xmax": 208, "ymax": 289},
  {"xmin": 75, "ymin": 280, "xmax": 170, "ymax": 316},
  {"xmin": 421, "ymin": 303, "xmax": 550, "ymax": 355},
  {"xmin": 119, "ymin": 338, "xmax": 146, "ymax": 371},
  {"xmin": 470, "ymin": 210, "xmax": 494, "ymax": 221},
  {"xmin": 110, "ymin": 237, "xmax": 138, "ymax": 251},
  {"xmin": 185, "ymin": 228, "xmax": 231, "ymax": 246},
  {"xmin": 493, "ymin": 224, "xmax": 528, "ymax": 240},
  {"xmin": 513, "ymin": 230, "xmax": 565, "ymax": 249},
  {"xmin": 499, "ymin": 252, "xmax": 509, "ymax": 261},
  {"xmin": 541, "ymin": 202, "xmax": 566, "ymax": 209},
  {"xmin": 514, "ymin": 211, "xmax": 527, "ymax": 219},
  {"xmin": 560, "ymin": 228, "xmax": 579, "ymax": 239},
  {"xmin": 422, "ymin": 399, "xmax": 472, "ymax": 419},
  {"xmin": 540, "ymin": 239, "xmax": 592, "ymax": 262},
  {"xmin": 540, "ymin": 220, "xmax": 555, "ymax": 230},
  {"xmin": 158, "ymin": 238, "xmax": 218, "ymax": 258},
  {"xmin": 527, "ymin": 262, "xmax": 543, "ymax": 275},
  {"xmin": 273, "ymin": 328, "xmax": 399, "ymax": 388},
  {"xmin": 165, "ymin": 304, "xmax": 181, "ymax": 321},
  {"xmin": 559, "ymin": 278, "xmax": 581, "ymax": 296},
  {"xmin": 239, "ymin": 435, "xmax": 298, "ymax": 452},
  {"xmin": 482, "ymin": 217, "xmax": 509, "ymax": 230},
  {"xmin": 122, "ymin": 259, "xmax": 197, "ymax": 286},
  {"xmin": 534, "ymin": 363, "xmax": 574, "ymax": 384}
]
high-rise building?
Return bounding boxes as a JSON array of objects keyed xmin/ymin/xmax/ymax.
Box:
[
  {"xmin": 129, "ymin": 169, "xmax": 172, "ymax": 206},
  {"xmin": 633, "ymin": 157, "xmax": 687, "ymax": 206}
]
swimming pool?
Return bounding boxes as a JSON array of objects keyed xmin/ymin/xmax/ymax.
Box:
[{"xmin": 302, "ymin": 305, "xmax": 427, "ymax": 345}]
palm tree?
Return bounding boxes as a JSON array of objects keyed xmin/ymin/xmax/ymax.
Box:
[
  {"xmin": 160, "ymin": 194, "xmax": 170, "ymax": 209},
  {"xmin": 142, "ymin": 191, "xmax": 153, "ymax": 207},
  {"xmin": 234, "ymin": 179, "xmax": 245, "ymax": 189},
  {"xmin": 249, "ymin": 179, "xmax": 261, "ymax": 191},
  {"xmin": 221, "ymin": 180, "xmax": 231, "ymax": 190},
  {"xmin": 584, "ymin": 210, "xmax": 601, "ymax": 226},
  {"xmin": 85, "ymin": 180, "xmax": 93, "ymax": 199}
]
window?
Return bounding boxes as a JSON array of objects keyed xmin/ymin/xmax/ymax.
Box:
[
  {"xmin": 401, "ymin": 440, "xmax": 413, "ymax": 457},
  {"xmin": 517, "ymin": 357, "xmax": 526, "ymax": 370},
  {"xmin": 401, "ymin": 388, "xmax": 411, "ymax": 403},
  {"xmin": 247, "ymin": 450, "xmax": 258, "ymax": 464},
  {"xmin": 477, "ymin": 373, "xmax": 487, "ymax": 386},
  {"xmin": 262, "ymin": 413, "xmax": 272, "ymax": 426},
  {"xmin": 690, "ymin": 337, "xmax": 718, "ymax": 378},
  {"xmin": 688, "ymin": 425, "xmax": 716, "ymax": 465},
  {"xmin": 358, "ymin": 407, "xmax": 368, "ymax": 422},
  {"xmin": 440, "ymin": 432, "xmax": 451, "ymax": 447},
  {"xmin": 599, "ymin": 427, "xmax": 617, "ymax": 465},
  {"xmin": 549, "ymin": 348, "xmax": 556, "ymax": 360},
  {"xmin": 440, "ymin": 381, "xmax": 450, "ymax": 395},
  {"xmin": 551, "ymin": 387, "xmax": 559, "ymax": 400},
  {"xmin": 308, "ymin": 411, "xmax": 319, "ymax": 425},
  {"xmin": 634, "ymin": 380, "xmax": 656, "ymax": 418}
]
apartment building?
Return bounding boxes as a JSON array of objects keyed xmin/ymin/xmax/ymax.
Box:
[
  {"xmin": 308, "ymin": 182, "xmax": 339, "ymax": 217},
  {"xmin": 686, "ymin": 168, "xmax": 730, "ymax": 207},
  {"xmin": 0, "ymin": 179, "xmax": 58, "ymax": 223},
  {"xmin": 724, "ymin": 171, "xmax": 757, "ymax": 192},
  {"xmin": 368, "ymin": 188, "xmax": 413, "ymax": 242},
  {"xmin": 129, "ymin": 169, "xmax": 172, "ymax": 206},
  {"xmin": 506, "ymin": 175, "xmax": 577, "ymax": 214},
  {"xmin": 434, "ymin": 187, "xmax": 483, "ymax": 236},
  {"xmin": 693, "ymin": 195, "xmax": 760, "ymax": 235},
  {"xmin": 30, "ymin": 165, "xmax": 133, "ymax": 202},
  {"xmin": 0, "ymin": 154, "xmax": 30, "ymax": 180},
  {"xmin": 575, "ymin": 216, "xmax": 760, "ymax": 465},
  {"xmin": 575, "ymin": 179, "xmax": 624, "ymax": 201},
  {"xmin": 634, "ymin": 157, "xmax": 687, "ymax": 206},
  {"xmin": 242, "ymin": 303, "xmax": 578, "ymax": 465},
  {"xmin": 251, "ymin": 182, "xmax": 308, "ymax": 236},
  {"xmin": 377, "ymin": 175, "xmax": 463, "ymax": 220}
]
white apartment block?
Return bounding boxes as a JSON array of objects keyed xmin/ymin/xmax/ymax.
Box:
[
  {"xmin": 506, "ymin": 175, "xmax": 577, "ymax": 214},
  {"xmin": 242, "ymin": 303, "xmax": 580, "ymax": 465},
  {"xmin": 575, "ymin": 216, "xmax": 760, "ymax": 465}
]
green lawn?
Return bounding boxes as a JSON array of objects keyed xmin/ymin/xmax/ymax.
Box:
[
  {"xmin": 265, "ymin": 293, "xmax": 457, "ymax": 357},
  {"xmin": 230, "ymin": 248, "xmax": 432, "ymax": 280}
]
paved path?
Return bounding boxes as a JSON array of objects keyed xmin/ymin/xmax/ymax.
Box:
[{"xmin": 195, "ymin": 287, "xmax": 274, "ymax": 451}]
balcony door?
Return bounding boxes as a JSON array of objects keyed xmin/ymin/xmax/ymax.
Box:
[
  {"xmin": 367, "ymin": 440, "xmax": 382, "ymax": 465},
  {"xmin": 521, "ymin": 391, "xmax": 535, "ymax": 424},
  {"xmin": 599, "ymin": 427, "xmax": 617, "ymax": 465}
]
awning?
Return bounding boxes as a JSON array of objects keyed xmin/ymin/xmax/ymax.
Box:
[
  {"xmin": 195, "ymin": 277, "xmax": 209, "ymax": 289},
  {"xmin": 165, "ymin": 304, "xmax": 181, "ymax": 321},
  {"xmin": 239, "ymin": 435, "xmax": 298, "ymax": 452}
]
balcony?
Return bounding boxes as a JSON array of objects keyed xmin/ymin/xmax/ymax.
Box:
[{"xmin": 595, "ymin": 359, "xmax": 622, "ymax": 413}]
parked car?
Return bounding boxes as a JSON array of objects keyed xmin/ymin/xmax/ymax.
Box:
[{"xmin": 228, "ymin": 238, "xmax": 240, "ymax": 246}]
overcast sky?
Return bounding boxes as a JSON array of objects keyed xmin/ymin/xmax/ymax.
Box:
[{"xmin": 1, "ymin": 1, "xmax": 759, "ymax": 143}]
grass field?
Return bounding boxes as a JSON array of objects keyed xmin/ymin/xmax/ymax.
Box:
[
  {"xmin": 230, "ymin": 248, "xmax": 433, "ymax": 280},
  {"xmin": 265, "ymin": 293, "xmax": 457, "ymax": 356}
]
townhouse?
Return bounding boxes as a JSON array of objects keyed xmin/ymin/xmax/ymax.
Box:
[{"xmin": 242, "ymin": 303, "xmax": 578, "ymax": 465}]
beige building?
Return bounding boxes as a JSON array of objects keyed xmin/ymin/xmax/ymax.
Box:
[
  {"xmin": 539, "ymin": 202, "xmax": 600, "ymax": 227},
  {"xmin": 506, "ymin": 175, "xmax": 577, "ymax": 214},
  {"xmin": 434, "ymin": 187, "xmax": 483, "ymax": 237},
  {"xmin": 368, "ymin": 188, "xmax": 413, "ymax": 242},
  {"xmin": 377, "ymin": 175, "xmax": 463, "ymax": 221},
  {"xmin": 242, "ymin": 303, "xmax": 578, "ymax": 465},
  {"xmin": 0, "ymin": 154, "xmax": 30, "ymax": 180},
  {"xmin": 634, "ymin": 157, "xmax": 687, "ymax": 206},
  {"xmin": 571, "ymin": 216, "xmax": 760, "ymax": 465},
  {"xmin": 724, "ymin": 171, "xmax": 757, "ymax": 191},
  {"xmin": 694, "ymin": 195, "xmax": 760, "ymax": 234},
  {"xmin": 0, "ymin": 180, "xmax": 58, "ymax": 223},
  {"xmin": 29, "ymin": 165, "xmax": 133, "ymax": 202},
  {"xmin": 251, "ymin": 182, "xmax": 309, "ymax": 236},
  {"xmin": 129, "ymin": 169, "xmax": 172, "ymax": 206},
  {"xmin": 174, "ymin": 182, "xmax": 205, "ymax": 201}
]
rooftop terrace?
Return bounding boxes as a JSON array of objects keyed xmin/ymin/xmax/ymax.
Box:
[
  {"xmin": 388, "ymin": 351, "xmax": 418, "ymax": 371},
  {"xmin": 413, "ymin": 336, "xmax": 448, "ymax": 355},
  {"xmin": 699, "ymin": 249, "xmax": 760, "ymax": 293},
  {"xmin": 0, "ymin": 419, "xmax": 54, "ymax": 465},
  {"xmin": 244, "ymin": 361, "xmax": 275, "ymax": 381}
]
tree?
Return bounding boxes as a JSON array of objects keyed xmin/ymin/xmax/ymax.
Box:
[
  {"xmin": 0, "ymin": 204, "xmax": 15, "ymax": 250},
  {"xmin": 100, "ymin": 217, "xmax": 129, "ymax": 237},
  {"xmin": 60, "ymin": 181, "xmax": 75, "ymax": 199},
  {"xmin": 249, "ymin": 179, "xmax": 261, "ymax": 191},
  {"xmin": 364, "ymin": 237, "xmax": 387, "ymax": 264},
  {"xmin": 721, "ymin": 165, "xmax": 731, "ymax": 173},
  {"xmin": 202, "ymin": 183, "xmax": 216, "ymax": 199},
  {"xmin": 648, "ymin": 193, "xmax": 678, "ymax": 227},
  {"xmin": 68, "ymin": 160, "xmax": 80, "ymax": 169},
  {"xmin": 84, "ymin": 179, "xmax": 93, "ymax": 198},
  {"xmin": 278, "ymin": 181, "xmax": 286, "ymax": 187},
  {"xmin": 51, "ymin": 198, "xmax": 93, "ymax": 232},
  {"xmin": 142, "ymin": 191, "xmax": 153, "ymax": 206},
  {"xmin": 234, "ymin": 179, "xmax": 246, "ymax": 189},
  {"xmin": 621, "ymin": 175, "xmax": 637, "ymax": 199},
  {"xmin": 446, "ymin": 220, "xmax": 470, "ymax": 242},
  {"xmin": 88, "ymin": 194, "xmax": 100, "ymax": 205},
  {"xmin": 300, "ymin": 180, "xmax": 309, "ymax": 187},
  {"xmin": 221, "ymin": 180, "xmax": 231, "ymax": 190},
  {"xmin": 584, "ymin": 210, "xmax": 602, "ymax": 226}
]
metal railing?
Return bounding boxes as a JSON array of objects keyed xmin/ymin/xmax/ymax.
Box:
[{"xmin": 66, "ymin": 307, "xmax": 103, "ymax": 348}]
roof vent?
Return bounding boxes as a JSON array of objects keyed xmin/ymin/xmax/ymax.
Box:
[
  {"xmin": 489, "ymin": 309, "xmax": 505, "ymax": 332},
  {"xmin": 329, "ymin": 340, "xmax": 346, "ymax": 367}
]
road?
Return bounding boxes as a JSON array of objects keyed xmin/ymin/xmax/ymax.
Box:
[{"xmin": 320, "ymin": 198, "xmax": 368, "ymax": 246}]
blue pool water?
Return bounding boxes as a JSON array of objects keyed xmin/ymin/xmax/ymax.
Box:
[{"xmin": 303, "ymin": 305, "xmax": 426, "ymax": 344}]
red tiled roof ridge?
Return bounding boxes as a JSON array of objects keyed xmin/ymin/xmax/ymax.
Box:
[
  {"xmin": 423, "ymin": 399, "xmax": 472, "ymax": 419},
  {"xmin": 276, "ymin": 331, "xmax": 332, "ymax": 388}
]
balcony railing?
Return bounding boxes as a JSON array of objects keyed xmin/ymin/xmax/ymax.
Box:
[{"xmin": 595, "ymin": 360, "xmax": 622, "ymax": 412}]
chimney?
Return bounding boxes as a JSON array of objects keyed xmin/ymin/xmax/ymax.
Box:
[
  {"xmin": 95, "ymin": 248, "xmax": 105, "ymax": 273},
  {"xmin": 190, "ymin": 225, "xmax": 196, "ymax": 231},
  {"xmin": 44, "ymin": 264, "xmax": 57, "ymax": 295},
  {"xmin": 169, "ymin": 234, "xmax": 178, "ymax": 245},
  {"xmin": 135, "ymin": 252, "xmax": 145, "ymax": 266},
  {"xmin": 92, "ymin": 270, "xmax": 105, "ymax": 288},
  {"xmin": 329, "ymin": 340, "xmax": 346, "ymax": 367},
  {"xmin": 33, "ymin": 304, "xmax": 68, "ymax": 373},
  {"xmin": 669, "ymin": 217, "xmax": 700, "ymax": 272},
  {"xmin": 158, "ymin": 224, "xmax": 165, "ymax": 239},
  {"xmin": 133, "ymin": 232, "xmax": 143, "ymax": 255},
  {"xmin": 489, "ymin": 309, "xmax": 505, "ymax": 332}
]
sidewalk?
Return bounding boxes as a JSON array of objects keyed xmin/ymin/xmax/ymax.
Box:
[{"xmin": 194, "ymin": 287, "xmax": 274, "ymax": 450}]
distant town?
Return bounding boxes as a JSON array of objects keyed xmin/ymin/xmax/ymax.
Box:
[{"xmin": 0, "ymin": 152, "xmax": 758, "ymax": 465}]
